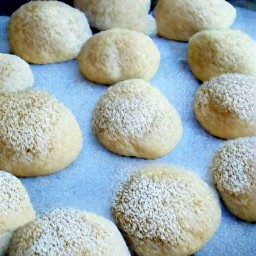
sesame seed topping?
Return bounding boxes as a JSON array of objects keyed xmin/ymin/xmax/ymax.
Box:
[
  {"xmin": 8, "ymin": 208, "xmax": 128, "ymax": 255},
  {"xmin": 0, "ymin": 90, "xmax": 66, "ymax": 163},
  {"xmin": 211, "ymin": 137, "xmax": 256, "ymax": 194},
  {"xmin": 195, "ymin": 74, "xmax": 256, "ymax": 123},
  {"xmin": 92, "ymin": 79, "xmax": 176, "ymax": 139},
  {"xmin": 0, "ymin": 171, "xmax": 31, "ymax": 215},
  {"xmin": 113, "ymin": 166, "xmax": 219, "ymax": 243}
]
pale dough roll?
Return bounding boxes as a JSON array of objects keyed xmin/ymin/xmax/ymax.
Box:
[
  {"xmin": 211, "ymin": 137, "xmax": 256, "ymax": 222},
  {"xmin": 74, "ymin": 0, "xmax": 156, "ymax": 35},
  {"xmin": 0, "ymin": 171, "xmax": 35, "ymax": 255},
  {"xmin": 193, "ymin": 74, "xmax": 256, "ymax": 139},
  {"xmin": 7, "ymin": 208, "xmax": 130, "ymax": 256},
  {"xmin": 113, "ymin": 165, "xmax": 221, "ymax": 256},
  {"xmin": 0, "ymin": 90, "xmax": 82, "ymax": 177},
  {"xmin": 78, "ymin": 28, "xmax": 160, "ymax": 85},
  {"xmin": 154, "ymin": 0, "xmax": 236, "ymax": 41},
  {"xmin": 0, "ymin": 53, "xmax": 34, "ymax": 93},
  {"xmin": 8, "ymin": 1, "xmax": 92, "ymax": 64},
  {"xmin": 92, "ymin": 79, "xmax": 182, "ymax": 159},
  {"xmin": 188, "ymin": 29, "xmax": 256, "ymax": 81}
]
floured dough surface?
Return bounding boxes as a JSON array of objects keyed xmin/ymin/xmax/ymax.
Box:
[
  {"xmin": 8, "ymin": 1, "xmax": 92, "ymax": 64},
  {"xmin": 74, "ymin": 0, "xmax": 156, "ymax": 35},
  {"xmin": 188, "ymin": 29, "xmax": 256, "ymax": 81},
  {"xmin": 155, "ymin": 0, "xmax": 236, "ymax": 41}
]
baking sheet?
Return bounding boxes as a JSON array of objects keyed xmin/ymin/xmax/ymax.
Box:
[{"xmin": 0, "ymin": 6, "xmax": 255, "ymax": 255}]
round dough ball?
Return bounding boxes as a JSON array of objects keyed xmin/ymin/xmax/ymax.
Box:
[
  {"xmin": 193, "ymin": 74, "xmax": 256, "ymax": 139},
  {"xmin": 74, "ymin": 0, "xmax": 156, "ymax": 35},
  {"xmin": 154, "ymin": 0, "xmax": 236, "ymax": 41},
  {"xmin": 0, "ymin": 54, "xmax": 34, "ymax": 93},
  {"xmin": 211, "ymin": 137, "xmax": 256, "ymax": 222},
  {"xmin": 7, "ymin": 208, "xmax": 130, "ymax": 256},
  {"xmin": 113, "ymin": 165, "xmax": 221, "ymax": 256},
  {"xmin": 92, "ymin": 79, "xmax": 182, "ymax": 158},
  {"xmin": 8, "ymin": 1, "xmax": 92, "ymax": 64},
  {"xmin": 188, "ymin": 29, "xmax": 256, "ymax": 81},
  {"xmin": 0, "ymin": 171, "xmax": 35, "ymax": 255},
  {"xmin": 78, "ymin": 28, "xmax": 160, "ymax": 84},
  {"xmin": 0, "ymin": 90, "xmax": 82, "ymax": 177}
]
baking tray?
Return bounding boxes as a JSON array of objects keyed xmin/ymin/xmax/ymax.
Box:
[
  {"xmin": 0, "ymin": 5, "xmax": 255, "ymax": 256},
  {"xmin": 230, "ymin": 0, "xmax": 256, "ymax": 10}
]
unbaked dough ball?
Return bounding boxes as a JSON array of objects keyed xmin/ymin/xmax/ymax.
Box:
[
  {"xmin": 92, "ymin": 79, "xmax": 182, "ymax": 159},
  {"xmin": 211, "ymin": 137, "xmax": 256, "ymax": 222},
  {"xmin": 74, "ymin": 0, "xmax": 156, "ymax": 35},
  {"xmin": 154, "ymin": 0, "xmax": 236, "ymax": 41},
  {"xmin": 0, "ymin": 54, "xmax": 34, "ymax": 93},
  {"xmin": 7, "ymin": 208, "xmax": 130, "ymax": 256},
  {"xmin": 8, "ymin": 1, "xmax": 92, "ymax": 64},
  {"xmin": 188, "ymin": 29, "xmax": 256, "ymax": 81},
  {"xmin": 193, "ymin": 74, "xmax": 256, "ymax": 139},
  {"xmin": 113, "ymin": 165, "xmax": 221, "ymax": 256},
  {"xmin": 0, "ymin": 171, "xmax": 35, "ymax": 255},
  {"xmin": 78, "ymin": 29, "xmax": 160, "ymax": 85},
  {"xmin": 0, "ymin": 90, "xmax": 82, "ymax": 177}
]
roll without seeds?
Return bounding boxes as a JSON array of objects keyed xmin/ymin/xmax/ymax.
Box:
[
  {"xmin": 8, "ymin": 1, "xmax": 92, "ymax": 64},
  {"xmin": 154, "ymin": 0, "xmax": 236, "ymax": 41},
  {"xmin": 188, "ymin": 29, "xmax": 256, "ymax": 81},
  {"xmin": 74, "ymin": 0, "xmax": 156, "ymax": 35},
  {"xmin": 78, "ymin": 28, "xmax": 160, "ymax": 85}
]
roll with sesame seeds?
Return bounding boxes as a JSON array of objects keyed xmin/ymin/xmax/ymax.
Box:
[
  {"xmin": 0, "ymin": 90, "xmax": 82, "ymax": 177},
  {"xmin": 92, "ymin": 79, "xmax": 182, "ymax": 159},
  {"xmin": 112, "ymin": 165, "xmax": 221, "ymax": 256},
  {"xmin": 7, "ymin": 208, "xmax": 131, "ymax": 256},
  {"xmin": 193, "ymin": 74, "xmax": 256, "ymax": 139},
  {"xmin": 211, "ymin": 137, "xmax": 256, "ymax": 222},
  {"xmin": 0, "ymin": 171, "xmax": 35, "ymax": 255}
]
